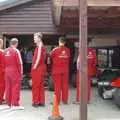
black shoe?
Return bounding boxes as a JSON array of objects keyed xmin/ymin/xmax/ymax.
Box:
[
  {"xmin": 62, "ymin": 101, "xmax": 68, "ymax": 105},
  {"xmin": 38, "ymin": 103, "xmax": 45, "ymax": 107},
  {"xmin": 50, "ymin": 102, "xmax": 60, "ymax": 105},
  {"xmin": 72, "ymin": 101, "xmax": 80, "ymax": 104},
  {"xmin": 32, "ymin": 103, "xmax": 39, "ymax": 108},
  {"xmin": 2, "ymin": 99, "xmax": 6, "ymax": 104}
]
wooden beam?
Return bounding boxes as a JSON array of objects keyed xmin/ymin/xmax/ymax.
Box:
[
  {"xmin": 52, "ymin": 0, "xmax": 62, "ymax": 26},
  {"xmin": 88, "ymin": 0, "xmax": 120, "ymax": 6},
  {"xmin": 54, "ymin": 0, "xmax": 120, "ymax": 6},
  {"xmin": 62, "ymin": 7, "xmax": 120, "ymax": 18},
  {"xmin": 54, "ymin": 6, "xmax": 62, "ymax": 26},
  {"xmin": 54, "ymin": 0, "xmax": 78, "ymax": 6},
  {"xmin": 53, "ymin": 0, "xmax": 120, "ymax": 26},
  {"xmin": 79, "ymin": 0, "xmax": 88, "ymax": 119}
]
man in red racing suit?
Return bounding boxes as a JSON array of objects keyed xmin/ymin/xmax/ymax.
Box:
[
  {"xmin": 50, "ymin": 37, "xmax": 70, "ymax": 104},
  {"xmin": 75, "ymin": 47, "xmax": 97, "ymax": 103},
  {"xmin": 31, "ymin": 32, "xmax": 46, "ymax": 107}
]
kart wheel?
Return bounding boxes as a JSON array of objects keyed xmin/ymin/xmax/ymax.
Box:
[
  {"xmin": 113, "ymin": 88, "xmax": 120, "ymax": 108},
  {"xmin": 98, "ymin": 86, "xmax": 113, "ymax": 99},
  {"xmin": 98, "ymin": 86, "xmax": 105, "ymax": 99}
]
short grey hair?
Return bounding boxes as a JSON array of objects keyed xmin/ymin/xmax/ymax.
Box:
[
  {"xmin": 10, "ymin": 38, "xmax": 18, "ymax": 45},
  {"xmin": 34, "ymin": 32, "xmax": 43, "ymax": 39}
]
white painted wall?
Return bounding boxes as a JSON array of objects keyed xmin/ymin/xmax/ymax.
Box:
[
  {"xmin": 74, "ymin": 35, "xmax": 120, "ymax": 47},
  {"xmin": 91, "ymin": 35, "xmax": 120, "ymax": 47}
]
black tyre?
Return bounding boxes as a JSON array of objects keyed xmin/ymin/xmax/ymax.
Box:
[
  {"xmin": 48, "ymin": 76, "xmax": 54, "ymax": 91},
  {"xmin": 98, "ymin": 69, "xmax": 119, "ymax": 83},
  {"xmin": 98, "ymin": 86, "xmax": 105, "ymax": 99},
  {"xmin": 98, "ymin": 85, "xmax": 113, "ymax": 99},
  {"xmin": 113, "ymin": 88, "xmax": 120, "ymax": 108}
]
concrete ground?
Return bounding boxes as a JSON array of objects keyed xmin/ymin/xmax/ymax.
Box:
[{"xmin": 0, "ymin": 87, "xmax": 120, "ymax": 120}]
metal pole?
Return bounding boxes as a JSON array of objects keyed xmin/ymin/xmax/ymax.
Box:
[{"xmin": 79, "ymin": 0, "xmax": 88, "ymax": 119}]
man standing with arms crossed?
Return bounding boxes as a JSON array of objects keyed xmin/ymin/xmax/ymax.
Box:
[
  {"xmin": 4, "ymin": 38, "xmax": 24, "ymax": 109},
  {"xmin": 50, "ymin": 37, "xmax": 70, "ymax": 104},
  {"xmin": 31, "ymin": 32, "xmax": 46, "ymax": 107}
]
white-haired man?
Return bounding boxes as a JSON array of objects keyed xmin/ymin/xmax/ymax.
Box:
[{"xmin": 31, "ymin": 33, "xmax": 46, "ymax": 107}]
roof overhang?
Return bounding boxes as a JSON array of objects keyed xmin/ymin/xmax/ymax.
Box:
[
  {"xmin": 52, "ymin": 0, "xmax": 120, "ymax": 28},
  {"xmin": 54, "ymin": 0, "xmax": 120, "ymax": 7},
  {"xmin": 0, "ymin": 0, "xmax": 33, "ymax": 11}
]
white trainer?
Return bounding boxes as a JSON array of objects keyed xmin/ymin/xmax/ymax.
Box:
[
  {"xmin": 0, "ymin": 105, "xmax": 10, "ymax": 110},
  {"xmin": 11, "ymin": 106, "xmax": 24, "ymax": 110}
]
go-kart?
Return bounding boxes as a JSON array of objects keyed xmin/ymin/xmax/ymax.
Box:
[{"xmin": 97, "ymin": 68, "xmax": 120, "ymax": 108}]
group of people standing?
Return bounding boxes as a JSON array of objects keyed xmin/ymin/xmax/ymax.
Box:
[
  {"xmin": 31, "ymin": 33, "xmax": 70, "ymax": 106},
  {"xmin": 0, "ymin": 32, "xmax": 97, "ymax": 110}
]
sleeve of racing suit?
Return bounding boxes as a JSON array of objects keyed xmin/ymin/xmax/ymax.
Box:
[
  {"xmin": 1, "ymin": 50, "xmax": 4, "ymax": 73},
  {"xmin": 93, "ymin": 49, "xmax": 97, "ymax": 67},
  {"xmin": 49, "ymin": 48, "xmax": 56, "ymax": 72},
  {"xmin": 68, "ymin": 48, "xmax": 71, "ymax": 58},
  {"xmin": 15, "ymin": 48, "xmax": 23, "ymax": 76},
  {"xmin": 68, "ymin": 48, "xmax": 71, "ymax": 70},
  {"xmin": 50, "ymin": 48, "xmax": 55, "ymax": 58},
  {"xmin": 34, "ymin": 44, "xmax": 42, "ymax": 68},
  {"xmin": 77, "ymin": 55, "xmax": 80, "ymax": 71}
]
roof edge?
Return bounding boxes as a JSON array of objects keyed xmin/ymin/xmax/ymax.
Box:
[{"xmin": 0, "ymin": 0, "xmax": 33, "ymax": 11}]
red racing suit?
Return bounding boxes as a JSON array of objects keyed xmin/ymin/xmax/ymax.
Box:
[
  {"xmin": 50, "ymin": 46, "xmax": 70, "ymax": 104},
  {"xmin": 31, "ymin": 45, "xmax": 46, "ymax": 105},
  {"xmin": 76, "ymin": 47, "xmax": 97, "ymax": 102},
  {"xmin": 4, "ymin": 47, "xmax": 22, "ymax": 106},
  {"xmin": 0, "ymin": 49, "xmax": 4, "ymax": 104}
]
